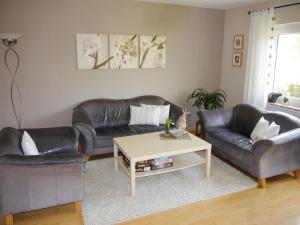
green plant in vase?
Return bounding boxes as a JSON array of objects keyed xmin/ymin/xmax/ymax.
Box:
[{"xmin": 165, "ymin": 118, "xmax": 174, "ymax": 135}]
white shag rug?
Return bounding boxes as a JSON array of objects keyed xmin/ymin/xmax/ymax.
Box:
[{"xmin": 82, "ymin": 153, "xmax": 256, "ymax": 225}]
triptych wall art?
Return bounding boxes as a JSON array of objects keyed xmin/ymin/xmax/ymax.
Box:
[{"xmin": 76, "ymin": 33, "xmax": 166, "ymax": 70}]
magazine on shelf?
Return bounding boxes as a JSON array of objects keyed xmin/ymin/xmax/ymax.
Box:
[
  {"xmin": 151, "ymin": 162, "xmax": 173, "ymax": 170},
  {"xmin": 121, "ymin": 154, "xmax": 174, "ymax": 172}
]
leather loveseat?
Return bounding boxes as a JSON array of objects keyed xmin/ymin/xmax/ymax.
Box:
[
  {"xmin": 72, "ymin": 95, "xmax": 182, "ymax": 156},
  {"xmin": 0, "ymin": 127, "xmax": 84, "ymax": 224},
  {"xmin": 198, "ymin": 104, "xmax": 300, "ymax": 187}
]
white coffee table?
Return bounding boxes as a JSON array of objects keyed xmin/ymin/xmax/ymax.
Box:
[{"xmin": 113, "ymin": 132, "xmax": 212, "ymax": 196}]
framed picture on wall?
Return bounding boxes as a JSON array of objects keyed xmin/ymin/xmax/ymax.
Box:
[
  {"xmin": 76, "ymin": 33, "xmax": 111, "ymax": 70},
  {"xmin": 232, "ymin": 52, "xmax": 243, "ymax": 67},
  {"xmin": 233, "ymin": 34, "xmax": 244, "ymax": 50},
  {"xmin": 139, "ymin": 35, "xmax": 166, "ymax": 69},
  {"xmin": 109, "ymin": 34, "xmax": 139, "ymax": 69}
]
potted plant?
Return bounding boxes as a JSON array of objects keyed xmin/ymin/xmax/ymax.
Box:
[
  {"xmin": 187, "ymin": 88, "xmax": 227, "ymax": 110},
  {"xmin": 165, "ymin": 118, "xmax": 174, "ymax": 135}
]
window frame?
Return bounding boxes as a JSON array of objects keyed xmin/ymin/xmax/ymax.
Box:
[{"xmin": 271, "ymin": 22, "xmax": 300, "ymax": 107}]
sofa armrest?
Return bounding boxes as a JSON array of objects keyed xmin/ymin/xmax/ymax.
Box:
[
  {"xmin": 165, "ymin": 101, "xmax": 183, "ymax": 123},
  {"xmin": 254, "ymin": 128, "xmax": 300, "ymax": 146},
  {"xmin": 198, "ymin": 108, "xmax": 233, "ymax": 130},
  {"xmin": 73, "ymin": 122, "xmax": 96, "ymax": 156},
  {"xmin": 0, "ymin": 153, "xmax": 84, "ymax": 166},
  {"xmin": 252, "ymin": 128, "xmax": 300, "ymax": 178}
]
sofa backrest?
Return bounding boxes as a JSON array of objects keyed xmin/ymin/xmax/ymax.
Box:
[
  {"xmin": 230, "ymin": 104, "xmax": 300, "ymax": 136},
  {"xmin": 0, "ymin": 127, "xmax": 23, "ymax": 157},
  {"xmin": 263, "ymin": 112, "xmax": 300, "ymax": 133},
  {"xmin": 231, "ymin": 104, "xmax": 263, "ymax": 137},
  {"xmin": 73, "ymin": 95, "xmax": 167, "ymax": 128}
]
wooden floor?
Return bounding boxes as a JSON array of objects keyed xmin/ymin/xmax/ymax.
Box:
[
  {"xmin": 119, "ymin": 174, "xmax": 300, "ymax": 225},
  {"xmin": 0, "ymin": 173, "xmax": 299, "ymax": 225}
]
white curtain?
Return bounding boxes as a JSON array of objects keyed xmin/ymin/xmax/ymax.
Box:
[{"xmin": 243, "ymin": 8, "xmax": 274, "ymax": 108}]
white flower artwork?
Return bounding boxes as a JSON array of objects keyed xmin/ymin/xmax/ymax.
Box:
[
  {"xmin": 139, "ymin": 35, "xmax": 166, "ymax": 69},
  {"xmin": 76, "ymin": 33, "xmax": 112, "ymax": 70},
  {"xmin": 109, "ymin": 34, "xmax": 139, "ymax": 69}
]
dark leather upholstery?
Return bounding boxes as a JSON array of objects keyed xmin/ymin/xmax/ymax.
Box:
[
  {"xmin": 0, "ymin": 127, "xmax": 84, "ymax": 216},
  {"xmin": 206, "ymin": 128, "xmax": 252, "ymax": 152},
  {"xmin": 199, "ymin": 104, "xmax": 300, "ymax": 179},
  {"xmin": 130, "ymin": 125, "xmax": 166, "ymax": 134},
  {"xmin": 73, "ymin": 95, "xmax": 182, "ymax": 156},
  {"xmin": 230, "ymin": 104, "xmax": 262, "ymax": 136},
  {"xmin": 95, "ymin": 125, "xmax": 136, "ymax": 148},
  {"xmin": 205, "ymin": 128, "xmax": 254, "ymax": 175}
]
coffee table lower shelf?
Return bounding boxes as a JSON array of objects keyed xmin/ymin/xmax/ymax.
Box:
[{"xmin": 117, "ymin": 152, "xmax": 206, "ymax": 178}]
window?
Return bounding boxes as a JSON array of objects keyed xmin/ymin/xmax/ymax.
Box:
[{"xmin": 272, "ymin": 23, "xmax": 300, "ymax": 108}]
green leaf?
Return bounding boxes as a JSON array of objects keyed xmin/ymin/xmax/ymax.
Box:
[{"xmin": 187, "ymin": 88, "xmax": 227, "ymax": 109}]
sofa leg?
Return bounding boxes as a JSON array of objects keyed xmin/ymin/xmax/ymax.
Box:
[
  {"xmin": 258, "ymin": 178, "xmax": 266, "ymax": 188},
  {"xmin": 293, "ymin": 170, "xmax": 300, "ymax": 179},
  {"xmin": 6, "ymin": 214, "xmax": 13, "ymax": 225},
  {"xmin": 75, "ymin": 201, "xmax": 81, "ymax": 214}
]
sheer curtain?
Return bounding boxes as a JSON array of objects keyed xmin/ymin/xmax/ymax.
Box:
[{"xmin": 243, "ymin": 8, "xmax": 274, "ymax": 108}]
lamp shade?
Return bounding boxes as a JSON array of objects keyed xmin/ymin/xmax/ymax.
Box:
[{"xmin": 0, "ymin": 33, "xmax": 23, "ymax": 41}]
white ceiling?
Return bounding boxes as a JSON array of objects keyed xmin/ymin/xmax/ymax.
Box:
[{"xmin": 137, "ymin": 0, "xmax": 270, "ymax": 10}]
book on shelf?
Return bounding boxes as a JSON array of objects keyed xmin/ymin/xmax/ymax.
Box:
[
  {"xmin": 135, "ymin": 166, "xmax": 151, "ymax": 172},
  {"xmin": 121, "ymin": 154, "xmax": 174, "ymax": 172},
  {"xmin": 151, "ymin": 162, "xmax": 173, "ymax": 170},
  {"xmin": 152, "ymin": 157, "xmax": 173, "ymax": 166}
]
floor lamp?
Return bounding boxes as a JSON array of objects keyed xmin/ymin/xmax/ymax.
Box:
[{"xmin": 0, "ymin": 33, "xmax": 23, "ymax": 129}]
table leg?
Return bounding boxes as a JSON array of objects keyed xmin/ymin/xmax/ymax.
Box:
[
  {"xmin": 206, "ymin": 147, "xmax": 211, "ymax": 177},
  {"xmin": 130, "ymin": 160, "xmax": 136, "ymax": 196},
  {"xmin": 114, "ymin": 143, "xmax": 118, "ymax": 171}
]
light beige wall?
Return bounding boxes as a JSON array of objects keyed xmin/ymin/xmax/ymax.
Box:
[
  {"xmin": 221, "ymin": 0, "xmax": 300, "ymax": 107},
  {"xmin": 0, "ymin": 0, "xmax": 225, "ymax": 129}
]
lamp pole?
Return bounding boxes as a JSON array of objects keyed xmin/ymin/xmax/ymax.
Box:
[{"xmin": 0, "ymin": 33, "xmax": 23, "ymax": 129}]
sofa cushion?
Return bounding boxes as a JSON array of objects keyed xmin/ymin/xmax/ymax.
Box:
[
  {"xmin": 95, "ymin": 126, "xmax": 136, "ymax": 148},
  {"xmin": 129, "ymin": 125, "xmax": 165, "ymax": 134},
  {"xmin": 21, "ymin": 131, "xmax": 39, "ymax": 156},
  {"xmin": 141, "ymin": 104, "xmax": 170, "ymax": 124},
  {"xmin": 205, "ymin": 128, "xmax": 254, "ymax": 174},
  {"xmin": 129, "ymin": 106, "xmax": 160, "ymax": 126},
  {"xmin": 231, "ymin": 104, "xmax": 263, "ymax": 137},
  {"xmin": 207, "ymin": 128, "xmax": 253, "ymax": 152},
  {"xmin": 250, "ymin": 116, "xmax": 270, "ymax": 143}
]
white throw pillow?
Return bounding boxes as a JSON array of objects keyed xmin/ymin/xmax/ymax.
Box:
[
  {"xmin": 129, "ymin": 105, "xmax": 160, "ymax": 126},
  {"xmin": 21, "ymin": 131, "xmax": 39, "ymax": 155},
  {"xmin": 264, "ymin": 122, "xmax": 280, "ymax": 139},
  {"xmin": 140, "ymin": 104, "xmax": 170, "ymax": 124},
  {"xmin": 250, "ymin": 117, "xmax": 269, "ymax": 143}
]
